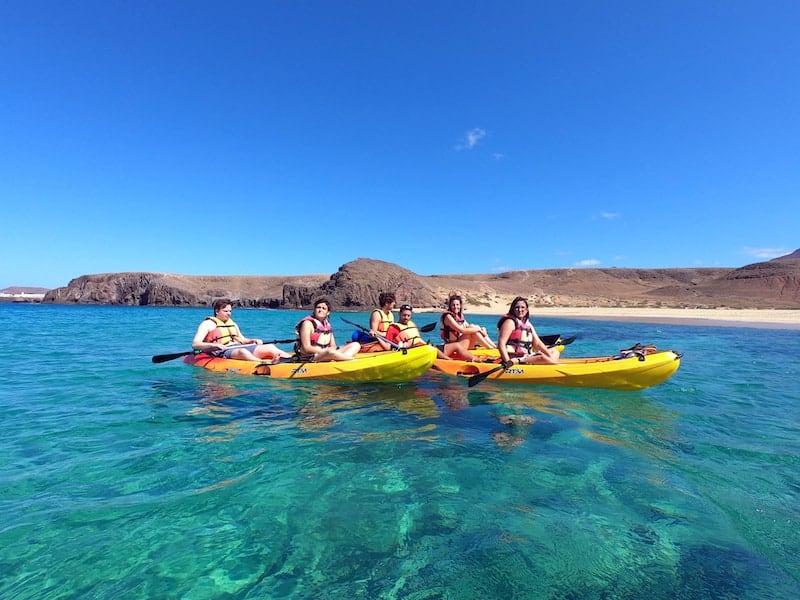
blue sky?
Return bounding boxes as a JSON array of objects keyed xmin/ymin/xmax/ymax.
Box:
[{"xmin": 2, "ymin": 1, "xmax": 798, "ymax": 289}]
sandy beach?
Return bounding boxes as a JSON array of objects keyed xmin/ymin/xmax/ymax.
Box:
[{"xmin": 421, "ymin": 302, "xmax": 799, "ymax": 330}]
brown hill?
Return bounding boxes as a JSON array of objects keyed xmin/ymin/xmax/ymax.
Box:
[
  {"xmin": 42, "ymin": 250, "xmax": 800, "ymax": 310},
  {"xmin": 1, "ymin": 286, "xmax": 49, "ymax": 294}
]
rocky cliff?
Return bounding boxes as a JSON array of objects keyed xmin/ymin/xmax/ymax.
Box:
[
  {"xmin": 43, "ymin": 272, "xmax": 329, "ymax": 307},
  {"xmin": 42, "ymin": 252, "xmax": 800, "ymax": 310}
]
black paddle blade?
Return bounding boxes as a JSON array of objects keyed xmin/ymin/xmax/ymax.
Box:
[
  {"xmin": 419, "ymin": 322, "xmax": 437, "ymax": 333},
  {"xmin": 152, "ymin": 351, "xmax": 192, "ymax": 364},
  {"xmin": 467, "ymin": 364, "xmax": 506, "ymax": 387},
  {"xmin": 540, "ymin": 333, "xmax": 561, "ymax": 347}
]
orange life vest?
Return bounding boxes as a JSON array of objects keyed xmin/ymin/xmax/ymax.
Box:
[
  {"xmin": 203, "ymin": 316, "xmax": 242, "ymax": 345},
  {"xmin": 371, "ymin": 308, "xmax": 394, "ymax": 335}
]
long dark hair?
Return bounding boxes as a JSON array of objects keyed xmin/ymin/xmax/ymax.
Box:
[{"xmin": 498, "ymin": 296, "xmax": 528, "ymax": 328}]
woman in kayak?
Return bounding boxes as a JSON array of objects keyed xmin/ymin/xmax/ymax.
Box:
[
  {"xmin": 439, "ymin": 294, "xmax": 496, "ymax": 361},
  {"xmin": 192, "ymin": 298, "xmax": 293, "ymax": 362},
  {"xmin": 295, "ymin": 298, "xmax": 361, "ymax": 361},
  {"xmin": 497, "ymin": 296, "xmax": 560, "ymax": 366}
]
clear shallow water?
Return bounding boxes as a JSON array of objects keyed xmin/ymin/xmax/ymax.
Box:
[{"xmin": 1, "ymin": 304, "xmax": 798, "ymax": 599}]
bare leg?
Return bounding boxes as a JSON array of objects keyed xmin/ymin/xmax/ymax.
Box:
[
  {"xmin": 254, "ymin": 343, "xmax": 294, "ymax": 360},
  {"xmin": 471, "ymin": 331, "xmax": 497, "ymax": 349},
  {"xmin": 228, "ymin": 348, "xmax": 264, "ymax": 362},
  {"xmin": 445, "ymin": 340, "xmax": 482, "ymax": 362},
  {"xmin": 521, "ymin": 348, "xmax": 560, "ymax": 365},
  {"xmin": 312, "ymin": 342, "xmax": 362, "ymax": 362}
]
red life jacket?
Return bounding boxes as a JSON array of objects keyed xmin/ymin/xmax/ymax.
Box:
[
  {"xmin": 498, "ymin": 314, "xmax": 533, "ymax": 357},
  {"xmin": 295, "ymin": 316, "xmax": 332, "ymax": 352},
  {"xmin": 439, "ymin": 311, "xmax": 465, "ymax": 343}
]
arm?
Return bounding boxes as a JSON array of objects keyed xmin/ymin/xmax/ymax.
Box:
[
  {"xmin": 369, "ymin": 310, "xmax": 393, "ymax": 350},
  {"xmin": 368, "ymin": 310, "xmax": 382, "ymax": 334},
  {"xmin": 234, "ymin": 326, "xmax": 261, "ymax": 345},
  {"xmin": 443, "ymin": 313, "xmax": 482, "ymax": 336},
  {"xmin": 497, "ymin": 319, "xmax": 520, "ymax": 365},
  {"xmin": 192, "ymin": 321, "xmax": 226, "ymax": 353},
  {"xmin": 298, "ymin": 320, "xmax": 317, "ymax": 356}
]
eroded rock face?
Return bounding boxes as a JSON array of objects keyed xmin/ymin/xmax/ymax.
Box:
[
  {"xmin": 42, "ymin": 272, "xmax": 317, "ymax": 307},
  {"xmin": 40, "ymin": 251, "xmax": 800, "ymax": 310},
  {"xmin": 43, "ymin": 273, "xmax": 194, "ymax": 305},
  {"xmin": 308, "ymin": 258, "xmax": 442, "ymax": 310}
]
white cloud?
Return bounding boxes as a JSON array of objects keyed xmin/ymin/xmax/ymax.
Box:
[
  {"xmin": 490, "ymin": 264, "xmax": 513, "ymax": 273},
  {"xmin": 742, "ymin": 246, "xmax": 788, "ymax": 260},
  {"xmin": 600, "ymin": 211, "xmax": 620, "ymax": 220},
  {"xmin": 492, "ymin": 152, "xmax": 505, "ymax": 160},
  {"xmin": 455, "ymin": 128, "xmax": 486, "ymax": 150},
  {"xmin": 491, "ymin": 257, "xmax": 512, "ymax": 273},
  {"xmin": 574, "ymin": 259, "xmax": 601, "ymax": 267}
]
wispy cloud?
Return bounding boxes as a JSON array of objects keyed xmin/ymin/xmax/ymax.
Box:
[
  {"xmin": 455, "ymin": 128, "xmax": 486, "ymax": 150},
  {"xmin": 490, "ymin": 264, "xmax": 513, "ymax": 273},
  {"xmin": 574, "ymin": 259, "xmax": 601, "ymax": 267},
  {"xmin": 742, "ymin": 246, "xmax": 788, "ymax": 260},
  {"xmin": 600, "ymin": 211, "xmax": 620, "ymax": 220},
  {"xmin": 492, "ymin": 152, "xmax": 505, "ymax": 161},
  {"xmin": 491, "ymin": 258, "xmax": 512, "ymax": 273}
]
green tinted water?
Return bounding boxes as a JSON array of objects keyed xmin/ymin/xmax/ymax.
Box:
[{"xmin": 1, "ymin": 304, "xmax": 798, "ymax": 598}]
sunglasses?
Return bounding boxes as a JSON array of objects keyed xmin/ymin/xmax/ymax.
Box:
[{"xmin": 400, "ymin": 304, "xmax": 413, "ymax": 311}]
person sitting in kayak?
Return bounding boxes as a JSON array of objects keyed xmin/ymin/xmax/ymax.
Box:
[
  {"xmin": 497, "ymin": 296, "xmax": 560, "ymax": 366},
  {"xmin": 439, "ymin": 294, "xmax": 496, "ymax": 361},
  {"xmin": 192, "ymin": 298, "xmax": 293, "ymax": 362},
  {"xmin": 361, "ymin": 291, "xmax": 396, "ymax": 352},
  {"xmin": 386, "ymin": 304, "xmax": 449, "ymax": 358},
  {"xmin": 295, "ymin": 298, "xmax": 361, "ymax": 361}
]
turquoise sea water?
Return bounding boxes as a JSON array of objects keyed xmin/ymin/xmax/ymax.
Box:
[{"xmin": 1, "ymin": 303, "xmax": 798, "ymax": 599}]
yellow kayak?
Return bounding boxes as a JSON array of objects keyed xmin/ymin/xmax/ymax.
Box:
[
  {"xmin": 432, "ymin": 349, "xmax": 681, "ymax": 391},
  {"xmin": 183, "ymin": 344, "xmax": 437, "ymax": 383},
  {"xmin": 462, "ymin": 334, "xmax": 575, "ymax": 359}
]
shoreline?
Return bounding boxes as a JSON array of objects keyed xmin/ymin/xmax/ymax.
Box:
[{"xmin": 418, "ymin": 305, "xmax": 799, "ymax": 330}]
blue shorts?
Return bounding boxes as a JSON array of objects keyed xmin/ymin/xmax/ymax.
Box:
[{"xmin": 218, "ymin": 343, "xmax": 258, "ymax": 358}]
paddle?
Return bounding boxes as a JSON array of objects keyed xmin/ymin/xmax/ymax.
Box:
[
  {"xmin": 151, "ymin": 338, "xmax": 296, "ymax": 364},
  {"xmin": 466, "ymin": 335, "xmax": 578, "ymax": 388},
  {"xmin": 419, "ymin": 322, "xmax": 437, "ymax": 333},
  {"xmin": 341, "ymin": 318, "xmax": 404, "ymax": 351}
]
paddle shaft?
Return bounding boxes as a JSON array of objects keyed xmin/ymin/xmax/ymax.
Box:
[
  {"xmin": 152, "ymin": 338, "xmax": 296, "ymax": 364},
  {"xmin": 341, "ymin": 318, "xmax": 402, "ymax": 350}
]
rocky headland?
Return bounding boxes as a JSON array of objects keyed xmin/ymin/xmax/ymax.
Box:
[{"xmin": 40, "ymin": 250, "xmax": 800, "ymax": 311}]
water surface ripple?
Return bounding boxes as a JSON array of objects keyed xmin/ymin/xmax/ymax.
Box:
[{"xmin": 1, "ymin": 305, "xmax": 798, "ymax": 598}]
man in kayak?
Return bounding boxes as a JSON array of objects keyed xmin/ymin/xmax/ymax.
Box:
[
  {"xmin": 496, "ymin": 296, "xmax": 560, "ymax": 366},
  {"xmin": 362, "ymin": 291, "xmax": 396, "ymax": 351},
  {"xmin": 192, "ymin": 298, "xmax": 293, "ymax": 362},
  {"xmin": 295, "ymin": 298, "xmax": 361, "ymax": 361},
  {"xmin": 387, "ymin": 304, "xmax": 450, "ymax": 358}
]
